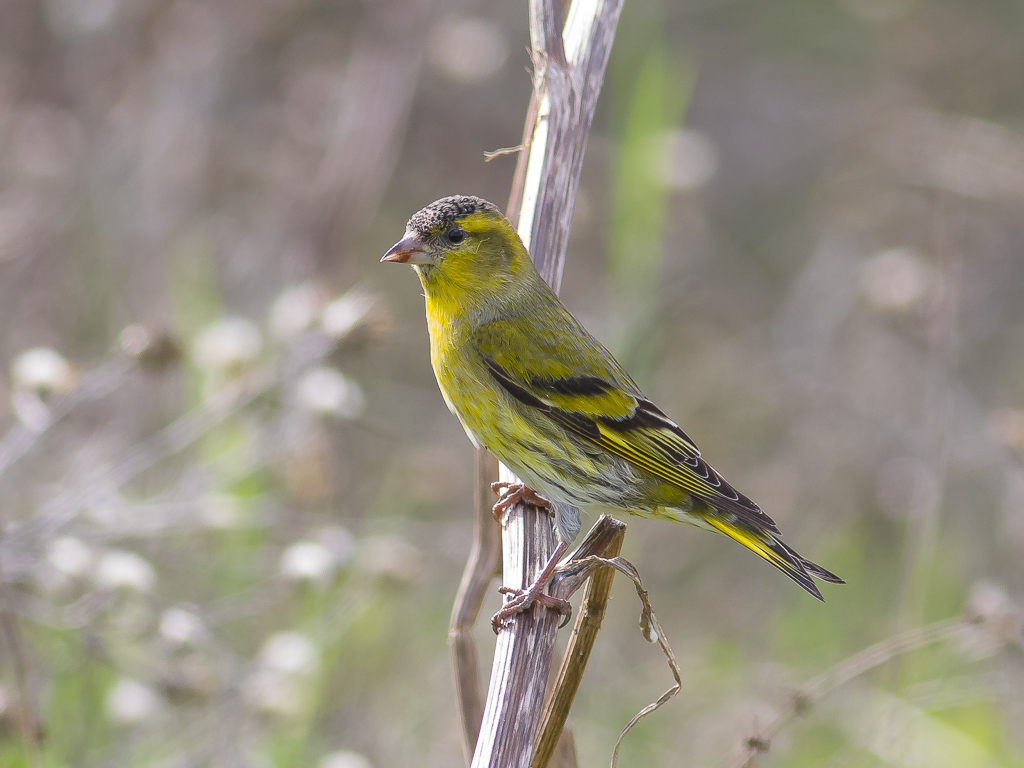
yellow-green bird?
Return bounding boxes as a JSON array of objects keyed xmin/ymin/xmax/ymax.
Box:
[{"xmin": 382, "ymin": 195, "xmax": 842, "ymax": 626}]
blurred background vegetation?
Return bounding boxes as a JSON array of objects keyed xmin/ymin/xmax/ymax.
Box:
[{"xmin": 1, "ymin": 0, "xmax": 1023, "ymax": 766}]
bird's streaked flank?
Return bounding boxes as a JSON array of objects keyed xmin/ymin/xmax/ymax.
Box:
[{"xmin": 382, "ymin": 195, "xmax": 843, "ymax": 629}]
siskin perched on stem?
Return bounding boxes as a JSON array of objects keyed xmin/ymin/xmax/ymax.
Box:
[{"xmin": 382, "ymin": 195, "xmax": 843, "ymax": 628}]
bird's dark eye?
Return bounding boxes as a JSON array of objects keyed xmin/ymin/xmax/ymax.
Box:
[{"xmin": 446, "ymin": 227, "xmax": 466, "ymax": 245}]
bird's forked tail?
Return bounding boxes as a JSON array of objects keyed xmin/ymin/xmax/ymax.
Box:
[{"xmin": 702, "ymin": 514, "xmax": 844, "ymax": 600}]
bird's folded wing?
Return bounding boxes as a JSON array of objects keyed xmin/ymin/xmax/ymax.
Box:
[{"xmin": 473, "ymin": 318, "xmax": 779, "ymax": 533}]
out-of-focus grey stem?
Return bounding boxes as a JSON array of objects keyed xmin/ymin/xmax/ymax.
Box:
[{"xmin": 449, "ymin": 449, "xmax": 501, "ymax": 763}]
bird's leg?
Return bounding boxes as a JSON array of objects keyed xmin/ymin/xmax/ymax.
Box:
[
  {"xmin": 488, "ymin": 482, "xmax": 570, "ymax": 630},
  {"xmin": 490, "ymin": 481, "xmax": 551, "ymax": 523},
  {"xmin": 491, "ymin": 540, "xmax": 572, "ymax": 633}
]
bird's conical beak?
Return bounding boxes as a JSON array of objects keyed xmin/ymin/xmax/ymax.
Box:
[{"xmin": 381, "ymin": 234, "xmax": 431, "ymax": 265}]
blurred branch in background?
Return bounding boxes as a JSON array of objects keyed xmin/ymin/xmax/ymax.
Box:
[
  {"xmin": 0, "ymin": 583, "xmax": 42, "ymax": 768},
  {"xmin": 0, "ymin": 281, "xmax": 390, "ymax": 767},
  {"xmin": 449, "ymin": 447, "xmax": 500, "ymax": 760},
  {"xmin": 0, "ymin": 360, "xmax": 128, "ymax": 481},
  {"xmin": 725, "ymin": 616, "xmax": 968, "ymax": 768},
  {"xmin": 1, "ymin": 295, "xmax": 373, "ymax": 561}
]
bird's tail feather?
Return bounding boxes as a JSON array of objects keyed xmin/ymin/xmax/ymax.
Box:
[
  {"xmin": 702, "ymin": 514, "xmax": 843, "ymax": 600},
  {"xmin": 797, "ymin": 554, "xmax": 845, "ymax": 584}
]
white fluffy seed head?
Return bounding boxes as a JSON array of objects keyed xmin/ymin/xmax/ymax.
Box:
[
  {"xmin": 259, "ymin": 632, "xmax": 318, "ymax": 676},
  {"xmin": 320, "ymin": 751, "xmax": 374, "ymax": 768},
  {"xmin": 106, "ymin": 678, "xmax": 161, "ymax": 725},
  {"xmin": 159, "ymin": 607, "xmax": 205, "ymax": 646},
  {"xmin": 321, "ymin": 290, "xmax": 379, "ymax": 341},
  {"xmin": 193, "ymin": 317, "xmax": 262, "ymax": 373},
  {"xmin": 93, "ymin": 550, "xmax": 156, "ymax": 592},
  {"xmin": 11, "ymin": 347, "xmax": 76, "ymax": 395},
  {"xmin": 279, "ymin": 541, "xmax": 337, "ymax": 585},
  {"xmin": 245, "ymin": 670, "xmax": 303, "ymax": 717},
  {"xmin": 860, "ymin": 247, "xmax": 933, "ymax": 311},
  {"xmin": 270, "ymin": 284, "xmax": 328, "ymax": 341},
  {"xmin": 294, "ymin": 367, "xmax": 365, "ymax": 419},
  {"xmin": 46, "ymin": 536, "xmax": 94, "ymax": 577},
  {"xmin": 965, "ymin": 581, "xmax": 1015, "ymax": 625}
]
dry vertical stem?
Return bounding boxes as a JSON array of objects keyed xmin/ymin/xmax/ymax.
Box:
[
  {"xmin": 520, "ymin": 0, "xmax": 625, "ymax": 292},
  {"xmin": 469, "ymin": 0, "xmax": 625, "ymax": 766}
]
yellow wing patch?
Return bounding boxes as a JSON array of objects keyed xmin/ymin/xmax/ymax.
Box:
[{"xmin": 592, "ymin": 422, "xmax": 713, "ymax": 499}]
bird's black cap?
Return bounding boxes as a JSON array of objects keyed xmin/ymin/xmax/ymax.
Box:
[{"xmin": 407, "ymin": 195, "xmax": 500, "ymax": 235}]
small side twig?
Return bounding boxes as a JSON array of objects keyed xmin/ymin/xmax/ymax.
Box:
[{"xmin": 484, "ymin": 145, "xmax": 525, "ymax": 161}]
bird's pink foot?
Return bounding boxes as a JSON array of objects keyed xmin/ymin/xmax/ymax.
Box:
[
  {"xmin": 490, "ymin": 481, "xmax": 551, "ymax": 523},
  {"xmin": 491, "ymin": 581, "xmax": 572, "ymax": 633},
  {"xmin": 490, "ymin": 540, "xmax": 572, "ymax": 633}
]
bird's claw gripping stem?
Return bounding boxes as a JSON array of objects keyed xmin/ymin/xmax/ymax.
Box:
[
  {"xmin": 491, "ymin": 584, "xmax": 572, "ymax": 633},
  {"xmin": 490, "ymin": 539, "xmax": 572, "ymax": 633},
  {"xmin": 491, "ymin": 481, "xmax": 551, "ymax": 523}
]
